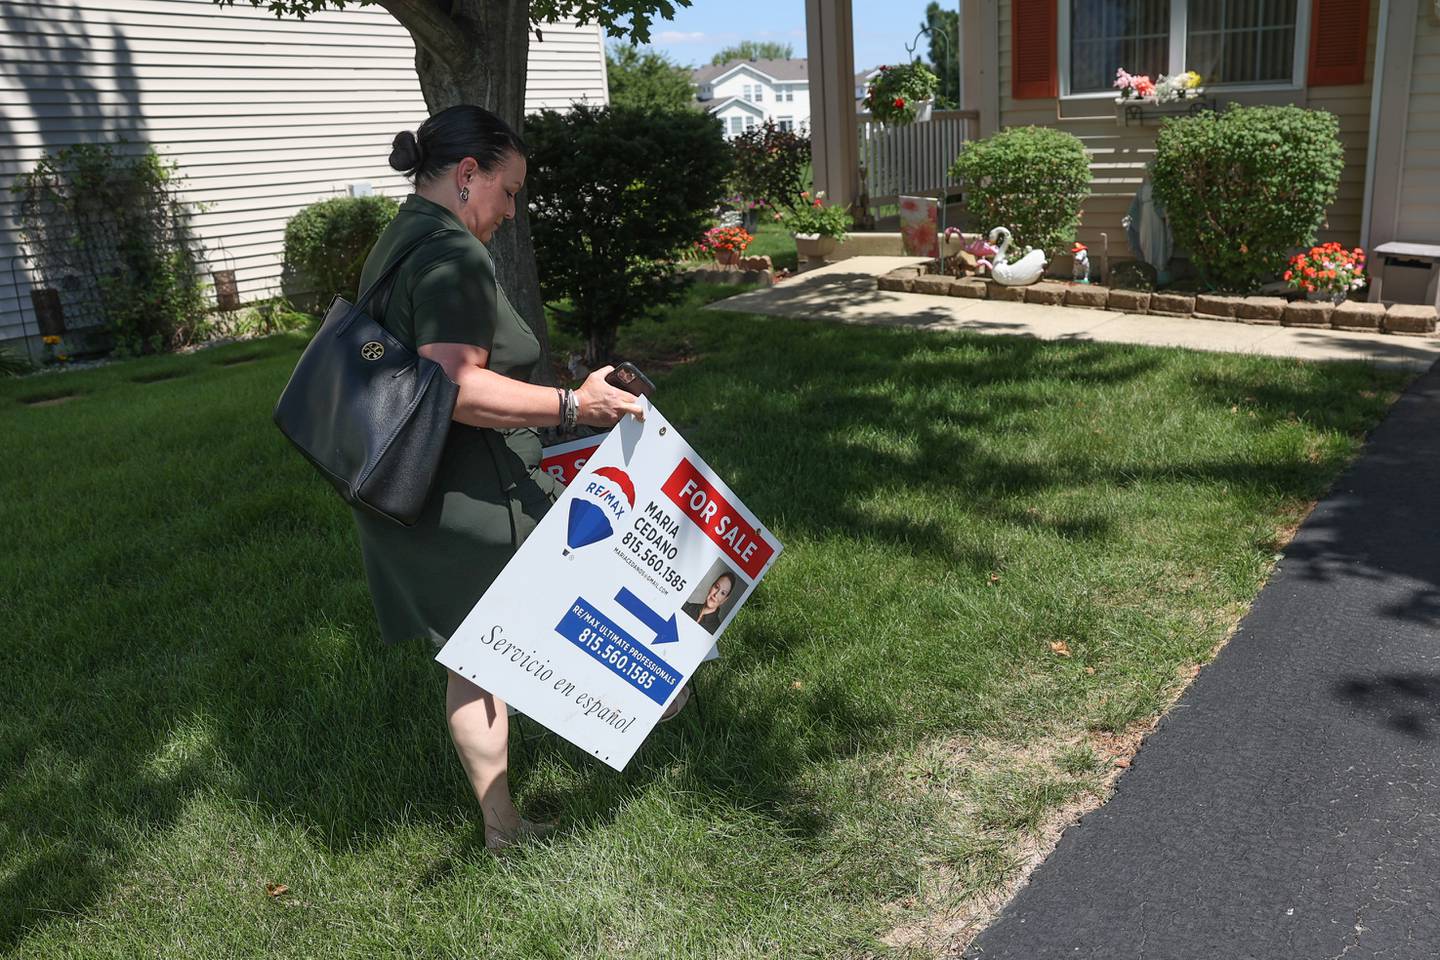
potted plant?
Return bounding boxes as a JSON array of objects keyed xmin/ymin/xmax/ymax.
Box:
[
  {"xmin": 1284, "ymin": 242, "xmax": 1366, "ymax": 303},
  {"xmin": 700, "ymin": 225, "xmax": 753, "ymax": 267},
  {"xmin": 863, "ymin": 63, "xmax": 940, "ymax": 125},
  {"xmin": 778, "ymin": 191, "xmax": 853, "ymax": 266}
]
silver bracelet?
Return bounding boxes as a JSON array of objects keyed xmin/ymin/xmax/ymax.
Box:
[{"xmin": 562, "ymin": 389, "xmax": 579, "ymax": 430}]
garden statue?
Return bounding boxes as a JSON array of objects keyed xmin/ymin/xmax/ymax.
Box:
[
  {"xmin": 987, "ymin": 227, "xmax": 1047, "ymax": 286},
  {"xmin": 1123, "ymin": 180, "xmax": 1174, "ymax": 284},
  {"xmin": 964, "ymin": 235, "xmax": 999, "ymax": 274},
  {"xmin": 1071, "ymin": 242, "xmax": 1091, "ymax": 284}
]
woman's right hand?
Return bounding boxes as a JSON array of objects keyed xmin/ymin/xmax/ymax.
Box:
[{"xmin": 575, "ymin": 366, "xmax": 646, "ymax": 427}]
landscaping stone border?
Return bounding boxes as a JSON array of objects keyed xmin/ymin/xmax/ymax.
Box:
[{"xmin": 874, "ymin": 268, "xmax": 1438, "ymax": 338}]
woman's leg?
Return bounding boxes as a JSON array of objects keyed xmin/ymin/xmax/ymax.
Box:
[{"xmin": 445, "ymin": 670, "xmax": 522, "ymax": 838}]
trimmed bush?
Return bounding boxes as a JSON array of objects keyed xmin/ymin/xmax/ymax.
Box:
[
  {"xmin": 949, "ymin": 126, "xmax": 1091, "ymax": 255},
  {"xmin": 526, "ymin": 103, "xmax": 732, "ymax": 364},
  {"xmin": 1151, "ymin": 105, "xmax": 1344, "ymax": 292},
  {"xmin": 283, "ymin": 195, "xmax": 400, "ymax": 302}
]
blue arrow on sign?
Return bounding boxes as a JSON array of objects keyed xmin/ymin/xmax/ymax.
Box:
[{"xmin": 615, "ymin": 587, "xmax": 679, "ymax": 645}]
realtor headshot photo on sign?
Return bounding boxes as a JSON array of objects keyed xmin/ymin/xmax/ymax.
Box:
[{"xmin": 681, "ymin": 561, "xmax": 748, "ymax": 635}]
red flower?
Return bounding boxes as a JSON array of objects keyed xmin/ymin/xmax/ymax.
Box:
[{"xmin": 894, "ymin": 97, "xmax": 905, "ymax": 108}]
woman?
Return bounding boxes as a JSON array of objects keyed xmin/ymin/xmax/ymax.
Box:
[
  {"xmin": 682, "ymin": 573, "xmax": 734, "ymax": 636},
  {"xmin": 354, "ymin": 106, "xmax": 643, "ymax": 850}
]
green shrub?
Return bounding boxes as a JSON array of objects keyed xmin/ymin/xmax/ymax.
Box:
[
  {"xmin": 526, "ymin": 103, "xmax": 732, "ymax": 364},
  {"xmin": 14, "ymin": 142, "xmax": 208, "ymax": 355},
  {"xmin": 949, "ymin": 126, "xmax": 1091, "ymax": 255},
  {"xmin": 1150, "ymin": 105, "xmax": 1344, "ymax": 292},
  {"xmin": 729, "ymin": 120, "xmax": 813, "ymax": 213},
  {"xmin": 283, "ymin": 195, "xmax": 400, "ymax": 301}
]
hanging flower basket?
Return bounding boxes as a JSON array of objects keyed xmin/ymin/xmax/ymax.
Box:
[{"xmin": 863, "ymin": 63, "xmax": 940, "ymax": 126}]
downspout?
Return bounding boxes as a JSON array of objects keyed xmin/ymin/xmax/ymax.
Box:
[{"xmin": 1360, "ymin": 0, "xmax": 1391, "ymax": 250}]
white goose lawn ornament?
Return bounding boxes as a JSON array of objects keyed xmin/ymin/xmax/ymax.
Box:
[{"xmin": 987, "ymin": 227, "xmax": 1047, "ymax": 286}]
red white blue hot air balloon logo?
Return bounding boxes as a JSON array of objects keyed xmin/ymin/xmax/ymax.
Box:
[{"xmin": 564, "ymin": 466, "xmax": 636, "ymax": 555}]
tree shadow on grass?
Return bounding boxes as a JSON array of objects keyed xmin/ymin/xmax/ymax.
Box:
[{"xmin": 4, "ymin": 321, "xmax": 1398, "ymax": 947}]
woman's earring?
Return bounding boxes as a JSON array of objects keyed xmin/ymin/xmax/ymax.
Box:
[{"xmin": 459, "ymin": 186, "xmax": 470, "ymax": 203}]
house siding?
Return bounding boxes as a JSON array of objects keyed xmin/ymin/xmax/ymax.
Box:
[
  {"xmin": 994, "ymin": 0, "xmax": 1377, "ymax": 258},
  {"xmin": 1396, "ymin": 5, "xmax": 1440, "ymax": 241},
  {"xmin": 0, "ymin": 0, "xmax": 607, "ymax": 345}
]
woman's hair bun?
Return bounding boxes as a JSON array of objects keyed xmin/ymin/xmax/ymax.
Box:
[{"xmin": 388, "ymin": 130, "xmax": 423, "ymax": 175}]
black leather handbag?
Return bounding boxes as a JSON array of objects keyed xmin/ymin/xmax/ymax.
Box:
[{"xmin": 273, "ymin": 229, "xmax": 459, "ymax": 526}]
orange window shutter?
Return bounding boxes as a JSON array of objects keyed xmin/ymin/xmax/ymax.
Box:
[
  {"xmin": 1012, "ymin": 0, "xmax": 1058, "ymax": 99},
  {"xmin": 1307, "ymin": 0, "xmax": 1369, "ymax": 86}
]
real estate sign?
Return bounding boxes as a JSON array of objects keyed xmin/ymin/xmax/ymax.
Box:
[{"xmin": 437, "ymin": 402, "xmax": 783, "ymax": 770}]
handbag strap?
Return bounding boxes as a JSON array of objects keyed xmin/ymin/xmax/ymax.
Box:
[{"xmin": 337, "ymin": 226, "xmax": 454, "ymax": 336}]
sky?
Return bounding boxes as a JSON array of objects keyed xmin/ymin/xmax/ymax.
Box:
[{"xmin": 639, "ymin": 0, "xmax": 946, "ymax": 73}]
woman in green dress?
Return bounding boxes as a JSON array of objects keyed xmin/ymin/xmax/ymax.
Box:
[{"xmin": 357, "ymin": 106, "xmax": 644, "ymax": 850}]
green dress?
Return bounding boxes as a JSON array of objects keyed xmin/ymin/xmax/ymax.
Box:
[{"xmin": 353, "ymin": 194, "xmax": 560, "ymax": 647}]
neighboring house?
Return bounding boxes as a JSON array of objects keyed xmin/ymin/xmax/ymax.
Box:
[
  {"xmin": 1, "ymin": 0, "xmax": 610, "ymax": 351},
  {"xmin": 692, "ymin": 58, "xmax": 810, "ymax": 138}
]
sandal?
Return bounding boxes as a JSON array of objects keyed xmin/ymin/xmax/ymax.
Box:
[{"xmin": 659, "ymin": 683, "xmax": 692, "ymax": 723}]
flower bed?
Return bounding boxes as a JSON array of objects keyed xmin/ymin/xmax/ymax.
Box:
[{"xmin": 875, "ymin": 264, "xmax": 1438, "ymax": 336}]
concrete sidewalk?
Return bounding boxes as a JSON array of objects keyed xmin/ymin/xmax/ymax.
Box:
[
  {"xmin": 708, "ymin": 257, "xmax": 1440, "ymax": 371},
  {"xmin": 962, "ymin": 355, "xmax": 1440, "ymax": 959}
]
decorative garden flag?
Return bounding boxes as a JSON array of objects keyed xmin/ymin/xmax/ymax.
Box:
[
  {"xmin": 437, "ymin": 401, "xmax": 783, "ymax": 770},
  {"xmin": 899, "ymin": 195, "xmax": 940, "ymax": 258}
]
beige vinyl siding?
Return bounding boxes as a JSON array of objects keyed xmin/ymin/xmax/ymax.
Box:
[
  {"xmin": 1396, "ymin": 6, "xmax": 1440, "ymax": 241},
  {"xmin": 995, "ymin": 0, "xmax": 1376, "ymax": 259},
  {"xmin": 0, "ymin": 0, "xmax": 607, "ymax": 345}
]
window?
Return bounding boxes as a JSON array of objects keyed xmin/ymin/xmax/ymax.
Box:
[
  {"xmin": 744, "ymin": 117, "xmax": 757, "ymax": 132},
  {"xmin": 1069, "ymin": 0, "xmax": 1170, "ymax": 94},
  {"xmin": 730, "ymin": 116, "xmax": 743, "ymax": 135},
  {"xmin": 1065, "ymin": 0, "xmax": 1301, "ymax": 95},
  {"xmin": 778, "ymin": 117, "xmax": 794, "ymax": 131},
  {"xmin": 1187, "ymin": 0, "xmax": 1298, "ymax": 85},
  {"xmin": 786, "ymin": 87, "xmax": 795, "ymax": 102},
  {"xmin": 755, "ymin": 85, "xmax": 765, "ymax": 102}
]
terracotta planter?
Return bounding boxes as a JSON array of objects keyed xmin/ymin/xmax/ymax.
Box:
[
  {"xmin": 794, "ymin": 233, "xmax": 839, "ymax": 267},
  {"xmin": 714, "ymin": 249, "xmax": 740, "ymax": 267}
]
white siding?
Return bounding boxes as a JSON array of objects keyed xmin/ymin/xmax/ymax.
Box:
[
  {"xmin": 0, "ymin": 0, "xmax": 608, "ymax": 345},
  {"xmin": 1396, "ymin": 6, "xmax": 1440, "ymax": 241}
]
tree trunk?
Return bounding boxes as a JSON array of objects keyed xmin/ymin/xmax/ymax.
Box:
[{"xmin": 406, "ymin": 0, "xmax": 555, "ymax": 385}]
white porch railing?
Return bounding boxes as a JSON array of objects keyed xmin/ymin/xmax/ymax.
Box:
[{"xmin": 858, "ymin": 109, "xmax": 979, "ymax": 208}]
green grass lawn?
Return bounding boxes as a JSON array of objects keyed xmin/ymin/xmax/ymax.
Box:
[{"xmin": 0, "ymin": 290, "xmax": 1410, "ymax": 958}]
